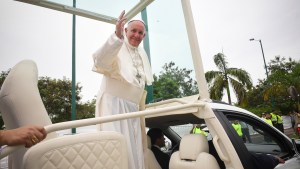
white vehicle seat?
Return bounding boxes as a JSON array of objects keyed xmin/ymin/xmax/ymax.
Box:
[
  {"xmin": 144, "ymin": 135, "xmax": 162, "ymax": 169},
  {"xmin": 22, "ymin": 131, "xmax": 128, "ymax": 169},
  {"xmin": 0, "ymin": 60, "xmax": 129, "ymax": 169},
  {"xmin": 169, "ymin": 134, "xmax": 220, "ymax": 169},
  {"xmin": 0, "ymin": 60, "xmax": 57, "ymax": 169}
]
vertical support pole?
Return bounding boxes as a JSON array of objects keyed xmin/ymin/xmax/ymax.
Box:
[
  {"xmin": 71, "ymin": 0, "xmax": 76, "ymax": 134},
  {"xmin": 141, "ymin": 8, "xmax": 153, "ymax": 103},
  {"xmin": 181, "ymin": 0, "xmax": 210, "ymax": 100}
]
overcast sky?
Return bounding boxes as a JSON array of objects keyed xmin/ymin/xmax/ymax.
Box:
[{"xmin": 0, "ymin": 0, "xmax": 299, "ymax": 103}]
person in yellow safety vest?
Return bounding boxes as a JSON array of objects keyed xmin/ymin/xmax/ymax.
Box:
[
  {"xmin": 270, "ymin": 112, "xmax": 278, "ymax": 128},
  {"xmin": 263, "ymin": 112, "xmax": 273, "ymax": 142},
  {"xmin": 264, "ymin": 112, "xmax": 273, "ymax": 126},
  {"xmin": 232, "ymin": 120, "xmax": 243, "ymax": 137},
  {"xmin": 191, "ymin": 124, "xmax": 208, "ymax": 137},
  {"xmin": 276, "ymin": 112, "xmax": 284, "ymax": 132}
]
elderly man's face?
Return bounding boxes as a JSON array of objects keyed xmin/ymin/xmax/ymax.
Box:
[{"xmin": 125, "ymin": 21, "xmax": 146, "ymax": 47}]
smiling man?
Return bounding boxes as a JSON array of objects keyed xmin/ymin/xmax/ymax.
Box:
[{"xmin": 92, "ymin": 10, "xmax": 153, "ymax": 169}]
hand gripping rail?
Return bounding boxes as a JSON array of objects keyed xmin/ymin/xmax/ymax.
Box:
[{"xmin": 0, "ymin": 102, "xmax": 205, "ymax": 159}]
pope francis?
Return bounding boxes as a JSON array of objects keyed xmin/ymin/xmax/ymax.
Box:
[{"xmin": 92, "ymin": 10, "xmax": 153, "ymax": 169}]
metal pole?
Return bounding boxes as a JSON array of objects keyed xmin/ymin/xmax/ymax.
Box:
[
  {"xmin": 181, "ymin": 0, "xmax": 210, "ymax": 100},
  {"xmin": 250, "ymin": 38, "xmax": 274, "ymax": 108},
  {"xmin": 71, "ymin": 0, "xmax": 76, "ymax": 134},
  {"xmin": 141, "ymin": 8, "xmax": 153, "ymax": 103},
  {"xmin": 258, "ymin": 40, "xmax": 269, "ymax": 78}
]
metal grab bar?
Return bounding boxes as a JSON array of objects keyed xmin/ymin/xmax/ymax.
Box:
[{"xmin": 0, "ymin": 102, "xmax": 205, "ymax": 159}]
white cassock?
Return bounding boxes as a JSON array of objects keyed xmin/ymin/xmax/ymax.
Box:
[{"xmin": 92, "ymin": 33, "xmax": 154, "ymax": 169}]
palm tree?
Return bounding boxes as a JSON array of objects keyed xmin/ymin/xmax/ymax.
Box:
[{"xmin": 205, "ymin": 53, "xmax": 252, "ymax": 104}]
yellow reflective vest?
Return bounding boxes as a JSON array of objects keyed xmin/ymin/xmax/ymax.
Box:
[
  {"xmin": 277, "ymin": 115, "xmax": 283, "ymax": 124},
  {"xmin": 192, "ymin": 127, "xmax": 208, "ymax": 136},
  {"xmin": 270, "ymin": 113, "xmax": 277, "ymax": 123},
  {"xmin": 263, "ymin": 118, "xmax": 273, "ymax": 126},
  {"xmin": 232, "ymin": 123, "xmax": 243, "ymax": 137}
]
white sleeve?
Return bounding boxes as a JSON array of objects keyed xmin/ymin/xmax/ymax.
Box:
[{"xmin": 92, "ymin": 33, "xmax": 123, "ymax": 74}]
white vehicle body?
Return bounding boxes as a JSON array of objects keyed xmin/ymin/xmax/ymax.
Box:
[{"xmin": 145, "ymin": 95, "xmax": 300, "ymax": 169}]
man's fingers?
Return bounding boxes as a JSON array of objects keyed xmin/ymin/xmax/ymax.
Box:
[
  {"xmin": 35, "ymin": 127, "xmax": 47, "ymax": 140},
  {"xmin": 31, "ymin": 135, "xmax": 39, "ymax": 143},
  {"xmin": 115, "ymin": 11, "xmax": 126, "ymax": 39},
  {"xmin": 41, "ymin": 128, "xmax": 47, "ymax": 139},
  {"xmin": 119, "ymin": 17, "xmax": 126, "ymax": 23},
  {"xmin": 116, "ymin": 17, "xmax": 127, "ymax": 26},
  {"xmin": 37, "ymin": 127, "xmax": 47, "ymax": 139},
  {"xmin": 118, "ymin": 10, "xmax": 125, "ymax": 20},
  {"xmin": 31, "ymin": 126, "xmax": 47, "ymax": 142},
  {"xmin": 117, "ymin": 10, "xmax": 126, "ymax": 26}
]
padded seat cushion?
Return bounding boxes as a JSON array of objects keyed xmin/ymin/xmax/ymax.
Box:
[
  {"xmin": 22, "ymin": 131, "xmax": 128, "ymax": 169},
  {"xmin": 169, "ymin": 134, "xmax": 220, "ymax": 169},
  {"xmin": 180, "ymin": 134, "xmax": 209, "ymax": 160}
]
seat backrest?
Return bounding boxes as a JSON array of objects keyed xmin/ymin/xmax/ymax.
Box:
[
  {"xmin": 169, "ymin": 134, "xmax": 220, "ymax": 169},
  {"xmin": 0, "ymin": 60, "xmax": 54, "ymax": 130},
  {"xmin": 144, "ymin": 135, "xmax": 162, "ymax": 169},
  {"xmin": 0, "ymin": 60, "xmax": 57, "ymax": 169},
  {"xmin": 22, "ymin": 131, "xmax": 128, "ymax": 169}
]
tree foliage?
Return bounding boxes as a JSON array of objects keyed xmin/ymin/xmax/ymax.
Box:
[
  {"xmin": 246, "ymin": 56, "xmax": 300, "ymax": 115},
  {"xmin": 265, "ymin": 56, "xmax": 300, "ymax": 113},
  {"xmin": 153, "ymin": 62, "xmax": 198, "ymax": 101},
  {"xmin": 205, "ymin": 53, "xmax": 253, "ymax": 105},
  {"xmin": 76, "ymin": 99, "xmax": 96, "ymax": 119},
  {"xmin": 38, "ymin": 77, "xmax": 83, "ymax": 123},
  {"xmin": 0, "ymin": 70, "xmax": 11, "ymax": 129}
]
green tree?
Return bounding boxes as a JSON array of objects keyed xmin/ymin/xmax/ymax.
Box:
[
  {"xmin": 0, "ymin": 70, "xmax": 9, "ymax": 88},
  {"xmin": 153, "ymin": 62, "xmax": 198, "ymax": 101},
  {"xmin": 38, "ymin": 77, "xmax": 83, "ymax": 123},
  {"xmin": 263, "ymin": 56, "xmax": 300, "ymax": 113},
  {"xmin": 246, "ymin": 80, "xmax": 273, "ymax": 115},
  {"xmin": 246, "ymin": 56, "xmax": 300, "ymax": 115},
  {"xmin": 0, "ymin": 70, "xmax": 10, "ymax": 129},
  {"xmin": 205, "ymin": 53, "xmax": 253, "ymax": 105},
  {"xmin": 77, "ymin": 99, "xmax": 96, "ymax": 119}
]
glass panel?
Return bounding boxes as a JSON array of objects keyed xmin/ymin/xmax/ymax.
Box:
[
  {"xmin": 170, "ymin": 124, "xmax": 193, "ymax": 138},
  {"xmin": 145, "ymin": 0, "xmax": 194, "ymax": 79},
  {"xmin": 170, "ymin": 123, "xmax": 211, "ymax": 140},
  {"xmin": 47, "ymin": 0, "xmax": 139, "ymax": 17},
  {"xmin": 228, "ymin": 118, "xmax": 283, "ymax": 155}
]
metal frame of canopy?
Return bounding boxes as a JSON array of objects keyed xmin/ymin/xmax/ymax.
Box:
[
  {"xmin": 16, "ymin": 0, "xmax": 154, "ymax": 24},
  {"xmin": 16, "ymin": 0, "xmax": 210, "ymax": 101}
]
